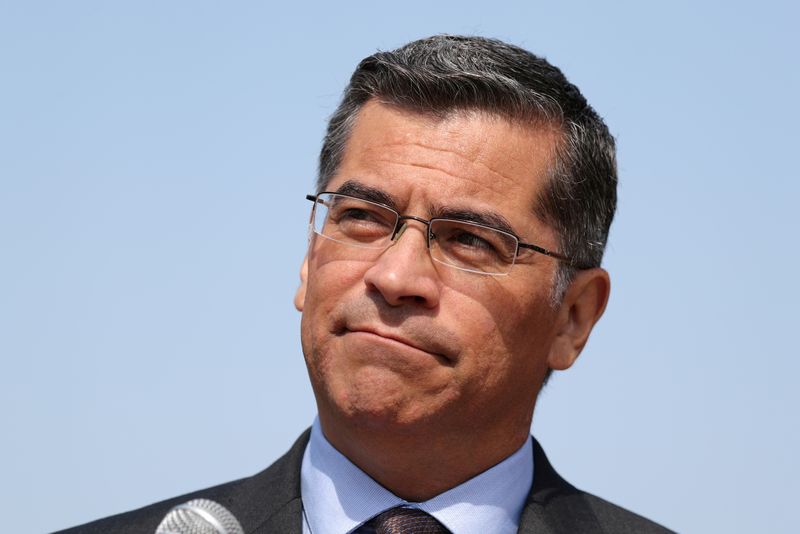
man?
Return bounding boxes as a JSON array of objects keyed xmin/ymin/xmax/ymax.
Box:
[{"xmin": 59, "ymin": 35, "xmax": 672, "ymax": 533}]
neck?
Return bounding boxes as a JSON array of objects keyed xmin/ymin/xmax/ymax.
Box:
[{"xmin": 317, "ymin": 412, "xmax": 531, "ymax": 501}]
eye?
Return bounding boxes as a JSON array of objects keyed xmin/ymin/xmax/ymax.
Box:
[
  {"xmin": 332, "ymin": 205, "xmax": 392, "ymax": 227},
  {"xmin": 338, "ymin": 207, "xmax": 382, "ymax": 222},
  {"xmin": 326, "ymin": 198, "xmax": 396, "ymax": 242},
  {"xmin": 449, "ymin": 230, "xmax": 498, "ymax": 251},
  {"xmin": 431, "ymin": 220, "xmax": 518, "ymax": 269},
  {"xmin": 435, "ymin": 224, "xmax": 506, "ymax": 256}
]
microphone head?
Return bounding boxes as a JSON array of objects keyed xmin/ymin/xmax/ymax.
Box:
[{"xmin": 155, "ymin": 498, "xmax": 244, "ymax": 534}]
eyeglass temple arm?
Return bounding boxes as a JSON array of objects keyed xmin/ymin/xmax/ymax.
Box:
[
  {"xmin": 518, "ymin": 242, "xmax": 578, "ymax": 267},
  {"xmin": 307, "ymin": 194, "xmax": 336, "ymax": 209}
]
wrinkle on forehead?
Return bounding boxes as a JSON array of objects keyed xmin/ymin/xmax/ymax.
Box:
[
  {"xmin": 377, "ymin": 141, "xmax": 519, "ymax": 190},
  {"xmin": 369, "ymin": 156, "xmax": 518, "ymax": 200},
  {"xmin": 349, "ymin": 103, "xmax": 560, "ymax": 199}
]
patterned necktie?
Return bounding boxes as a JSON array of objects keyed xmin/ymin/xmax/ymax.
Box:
[{"xmin": 356, "ymin": 506, "xmax": 450, "ymax": 534}]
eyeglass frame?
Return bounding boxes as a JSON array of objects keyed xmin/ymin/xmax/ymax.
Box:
[{"xmin": 305, "ymin": 192, "xmax": 578, "ymax": 275}]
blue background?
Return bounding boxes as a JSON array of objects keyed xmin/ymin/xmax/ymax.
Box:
[{"xmin": 1, "ymin": 1, "xmax": 798, "ymax": 532}]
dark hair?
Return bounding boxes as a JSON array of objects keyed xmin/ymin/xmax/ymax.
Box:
[{"xmin": 317, "ymin": 35, "xmax": 617, "ymax": 300}]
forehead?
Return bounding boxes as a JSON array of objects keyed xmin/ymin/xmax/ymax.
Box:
[{"xmin": 332, "ymin": 101, "xmax": 560, "ymax": 226}]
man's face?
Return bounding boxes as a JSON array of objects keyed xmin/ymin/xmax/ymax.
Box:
[{"xmin": 295, "ymin": 101, "xmax": 569, "ymax": 447}]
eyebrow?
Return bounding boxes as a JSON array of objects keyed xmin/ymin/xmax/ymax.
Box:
[
  {"xmin": 433, "ymin": 206, "xmax": 518, "ymax": 236},
  {"xmin": 331, "ymin": 180, "xmax": 519, "ymax": 237},
  {"xmin": 333, "ymin": 181, "xmax": 399, "ymax": 210}
]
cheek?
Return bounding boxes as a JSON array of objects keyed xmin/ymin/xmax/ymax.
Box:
[
  {"xmin": 300, "ymin": 251, "xmax": 375, "ymax": 369},
  {"xmin": 446, "ymin": 283, "xmax": 555, "ymax": 382},
  {"xmin": 303, "ymin": 248, "xmax": 370, "ymax": 315}
]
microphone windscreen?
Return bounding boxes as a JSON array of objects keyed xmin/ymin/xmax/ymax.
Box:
[{"xmin": 155, "ymin": 498, "xmax": 244, "ymax": 534}]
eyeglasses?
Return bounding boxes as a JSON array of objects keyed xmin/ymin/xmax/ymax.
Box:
[{"xmin": 306, "ymin": 192, "xmax": 573, "ymax": 276}]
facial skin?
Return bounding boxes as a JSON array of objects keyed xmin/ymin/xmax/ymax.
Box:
[{"xmin": 294, "ymin": 100, "xmax": 610, "ymax": 500}]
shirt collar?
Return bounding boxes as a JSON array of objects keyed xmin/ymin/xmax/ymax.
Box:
[{"xmin": 301, "ymin": 418, "xmax": 533, "ymax": 534}]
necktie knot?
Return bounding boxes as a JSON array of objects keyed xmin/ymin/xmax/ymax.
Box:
[{"xmin": 358, "ymin": 506, "xmax": 450, "ymax": 534}]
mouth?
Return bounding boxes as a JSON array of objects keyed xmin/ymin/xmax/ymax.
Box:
[{"xmin": 337, "ymin": 325, "xmax": 455, "ymax": 367}]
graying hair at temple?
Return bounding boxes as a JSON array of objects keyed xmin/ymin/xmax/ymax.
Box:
[{"xmin": 317, "ymin": 35, "xmax": 617, "ymax": 302}]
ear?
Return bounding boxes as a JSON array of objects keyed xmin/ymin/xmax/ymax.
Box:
[
  {"xmin": 547, "ymin": 268, "xmax": 611, "ymax": 371},
  {"xmin": 294, "ymin": 255, "xmax": 309, "ymax": 312}
]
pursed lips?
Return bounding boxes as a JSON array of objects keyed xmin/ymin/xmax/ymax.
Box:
[{"xmin": 342, "ymin": 325, "xmax": 455, "ymax": 365}]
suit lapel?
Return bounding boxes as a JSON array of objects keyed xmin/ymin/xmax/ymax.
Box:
[
  {"xmin": 251, "ymin": 498, "xmax": 304, "ymax": 534},
  {"xmin": 228, "ymin": 430, "xmax": 310, "ymax": 534},
  {"xmin": 517, "ymin": 438, "xmax": 604, "ymax": 534}
]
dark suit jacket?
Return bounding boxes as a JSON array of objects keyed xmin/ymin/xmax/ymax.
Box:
[{"xmin": 56, "ymin": 431, "xmax": 673, "ymax": 533}]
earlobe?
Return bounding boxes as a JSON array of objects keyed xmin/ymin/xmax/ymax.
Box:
[
  {"xmin": 294, "ymin": 256, "xmax": 309, "ymax": 312},
  {"xmin": 547, "ymin": 268, "xmax": 611, "ymax": 371}
]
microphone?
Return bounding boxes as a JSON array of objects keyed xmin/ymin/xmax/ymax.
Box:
[{"xmin": 155, "ymin": 498, "xmax": 244, "ymax": 534}]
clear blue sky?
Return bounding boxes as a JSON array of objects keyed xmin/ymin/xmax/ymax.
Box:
[{"xmin": 1, "ymin": 1, "xmax": 798, "ymax": 532}]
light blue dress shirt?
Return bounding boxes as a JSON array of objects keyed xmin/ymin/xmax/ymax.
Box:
[{"xmin": 300, "ymin": 418, "xmax": 533, "ymax": 534}]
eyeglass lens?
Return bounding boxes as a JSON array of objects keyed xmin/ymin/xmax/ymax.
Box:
[{"xmin": 311, "ymin": 193, "xmax": 519, "ymax": 275}]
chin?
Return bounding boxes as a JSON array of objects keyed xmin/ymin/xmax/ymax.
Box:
[{"xmin": 324, "ymin": 367, "xmax": 458, "ymax": 431}]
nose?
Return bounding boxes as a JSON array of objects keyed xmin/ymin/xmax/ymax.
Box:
[{"xmin": 363, "ymin": 221, "xmax": 441, "ymax": 308}]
